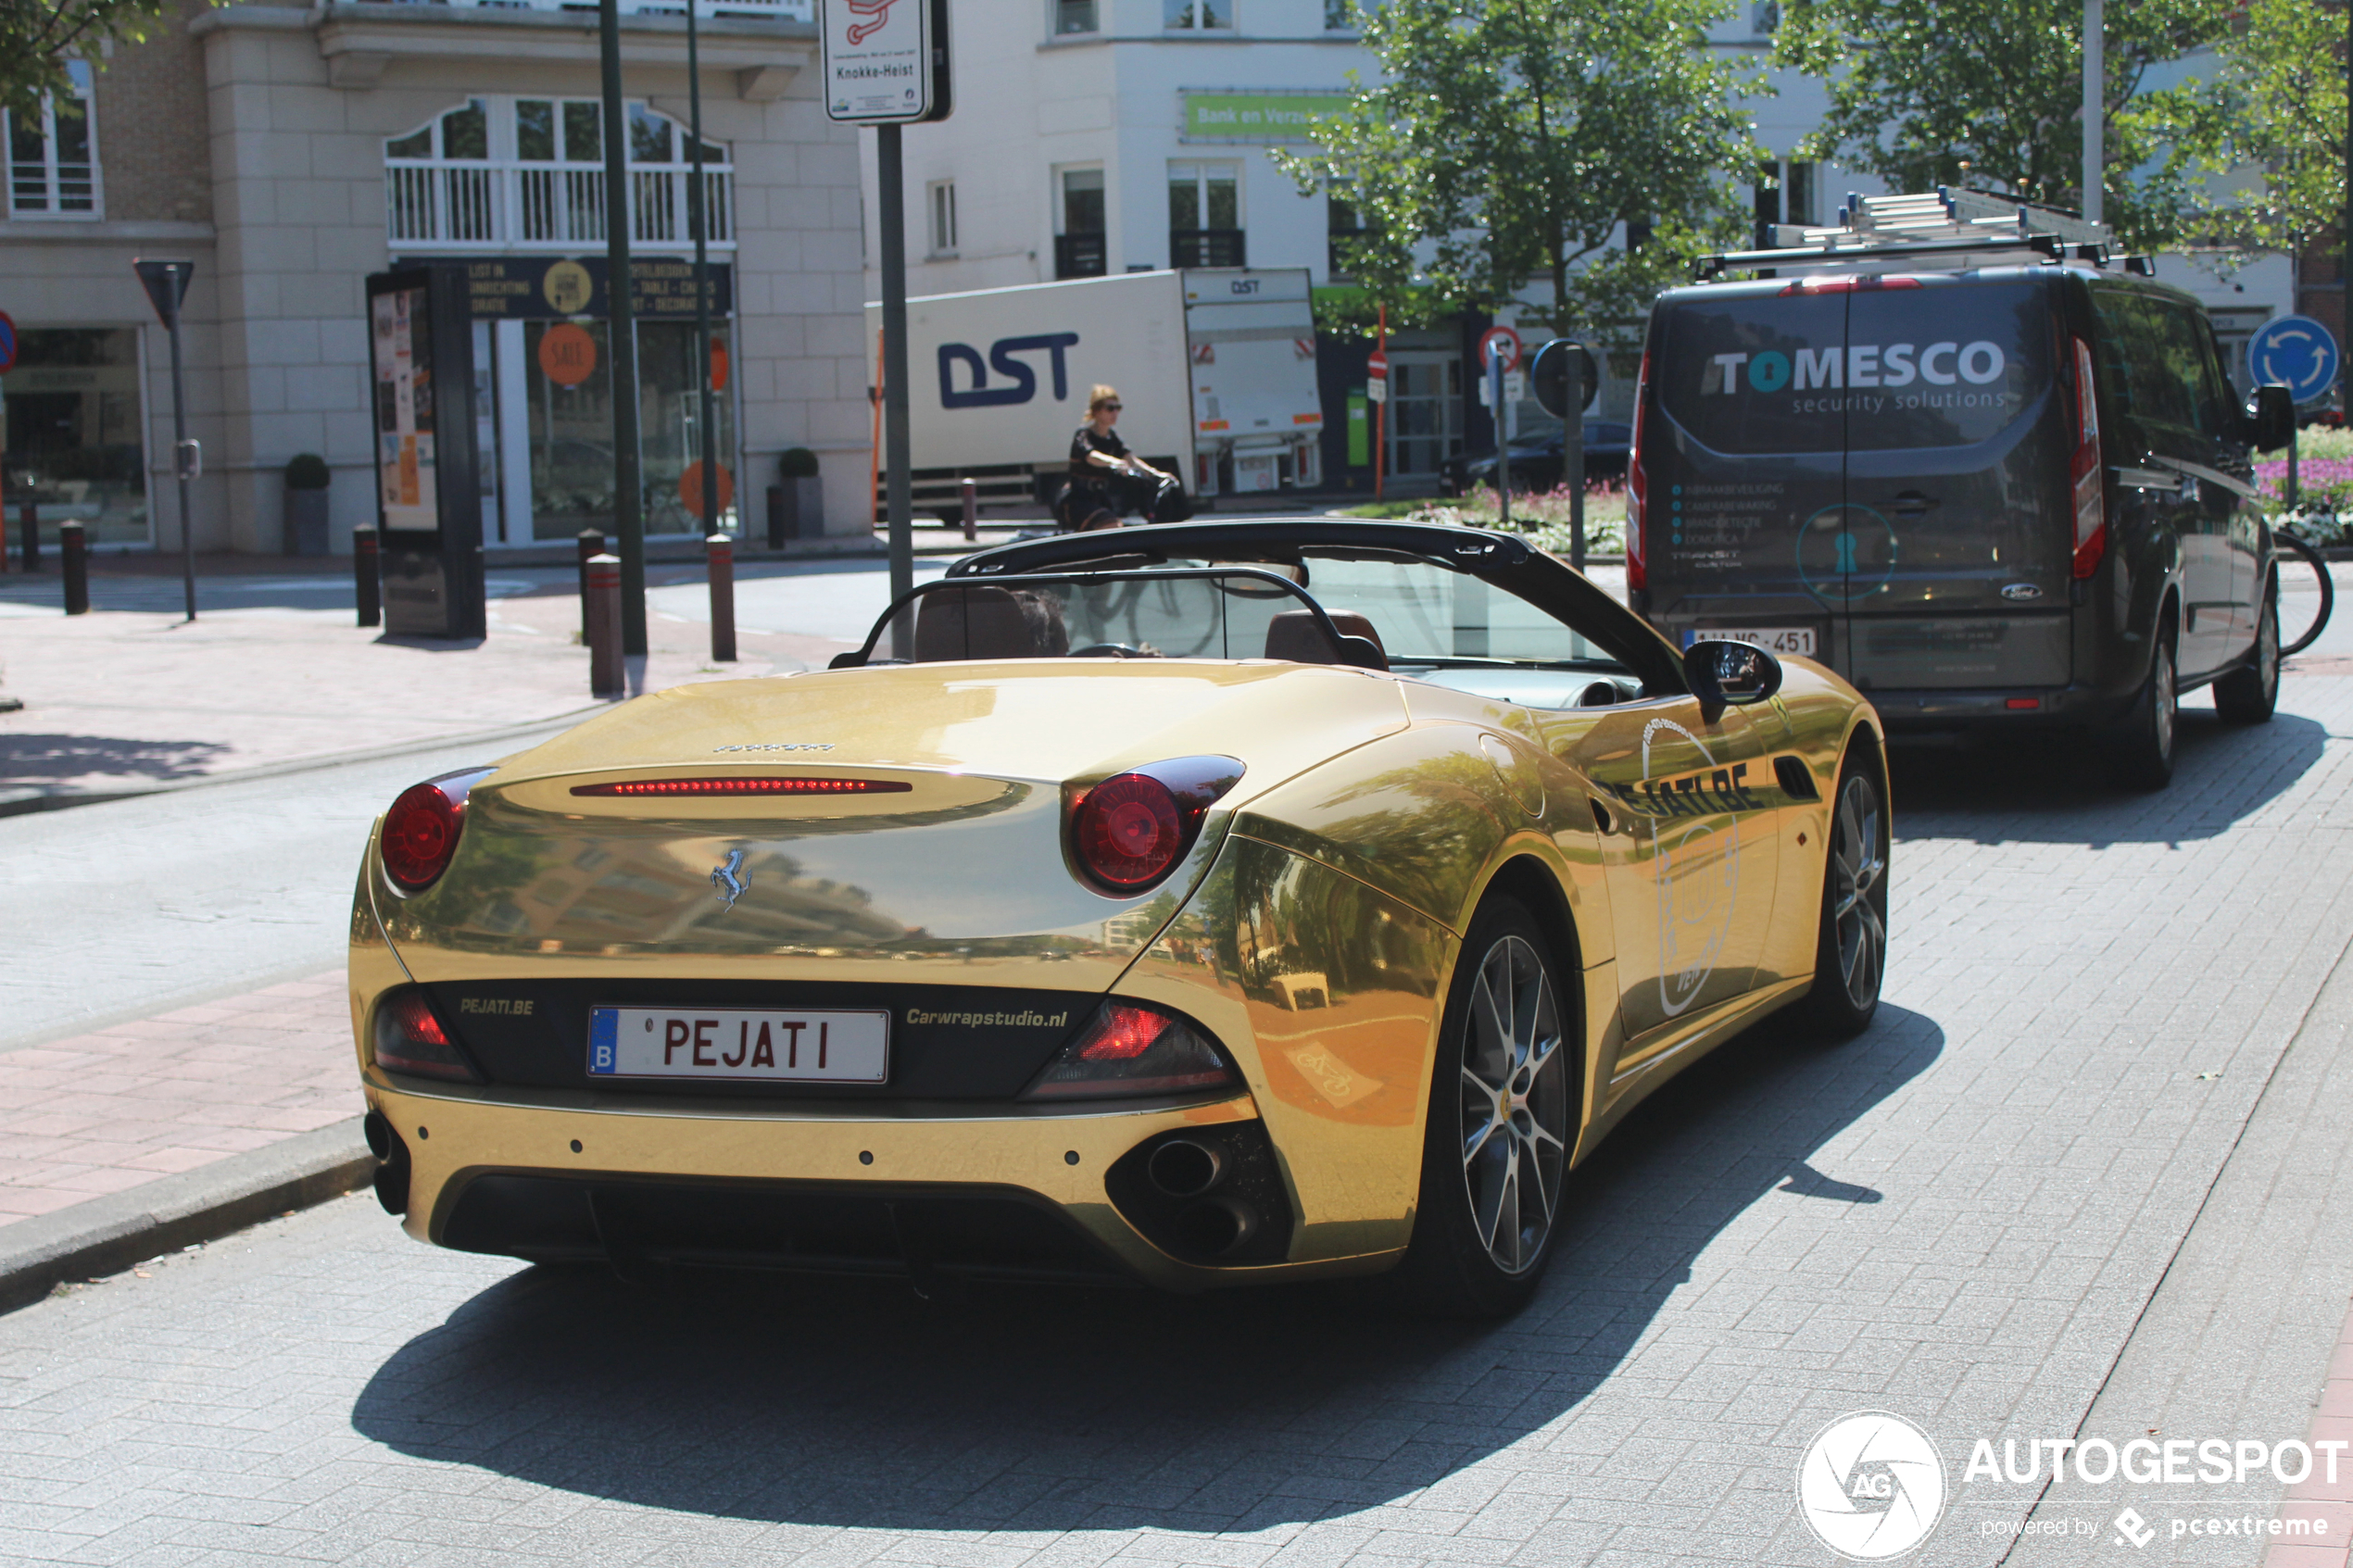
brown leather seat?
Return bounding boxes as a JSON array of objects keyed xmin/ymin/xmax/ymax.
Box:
[
  {"xmin": 1264, "ymin": 609, "xmax": 1387, "ymax": 669},
  {"xmin": 914, "ymin": 587, "xmax": 1051, "ymax": 661}
]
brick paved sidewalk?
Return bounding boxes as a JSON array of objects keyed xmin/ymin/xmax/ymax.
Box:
[
  {"xmin": 0, "ymin": 568, "xmax": 854, "ymax": 801},
  {"xmin": 0, "ymin": 973, "xmax": 352, "ymax": 1228},
  {"xmin": 2271, "ymin": 1299, "xmax": 2353, "ymax": 1567}
]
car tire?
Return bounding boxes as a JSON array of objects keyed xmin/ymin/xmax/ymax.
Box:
[
  {"xmin": 2213, "ymin": 583, "xmax": 2280, "ymax": 725},
  {"xmin": 1394, "ymin": 896, "xmax": 1577, "ymax": 1318},
  {"xmin": 2107, "ymin": 628, "xmax": 2178, "ymax": 791},
  {"xmin": 1795, "ymin": 749, "xmax": 1889, "ymax": 1042}
]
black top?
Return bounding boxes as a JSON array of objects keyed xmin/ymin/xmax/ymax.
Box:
[{"xmin": 1069, "ymin": 425, "xmax": 1130, "ymax": 481}]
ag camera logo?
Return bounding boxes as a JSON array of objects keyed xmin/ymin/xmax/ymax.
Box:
[{"xmin": 1797, "ymin": 1411, "xmax": 1948, "ymax": 1560}]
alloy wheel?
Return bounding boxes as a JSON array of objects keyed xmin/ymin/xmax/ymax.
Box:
[
  {"xmin": 1830, "ymin": 773, "xmax": 1887, "ymax": 1011},
  {"xmin": 1457, "ymin": 934, "xmax": 1569, "ymax": 1274},
  {"xmin": 2154, "ymin": 644, "xmax": 2176, "ymax": 761}
]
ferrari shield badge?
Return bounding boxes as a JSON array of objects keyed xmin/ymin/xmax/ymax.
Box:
[{"xmin": 711, "ymin": 848, "xmax": 749, "ymax": 910}]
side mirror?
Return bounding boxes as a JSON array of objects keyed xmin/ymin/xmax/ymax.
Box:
[
  {"xmin": 2246, "ymin": 383, "xmax": 2296, "ymax": 453},
  {"xmin": 1684, "ymin": 638, "xmax": 1783, "ymax": 721}
]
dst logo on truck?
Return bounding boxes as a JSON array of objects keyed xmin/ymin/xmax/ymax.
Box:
[
  {"xmin": 938, "ymin": 333, "xmax": 1081, "ymax": 408},
  {"xmin": 1706, "ymin": 342, "xmax": 2007, "ymax": 393}
]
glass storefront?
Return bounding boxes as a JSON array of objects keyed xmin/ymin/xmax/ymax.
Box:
[
  {"xmin": 0, "ymin": 327, "xmax": 148, "ymax": 547},
  {"xmin": 512, "ymin": 317, "xmax": 735, "ymax": 542}
]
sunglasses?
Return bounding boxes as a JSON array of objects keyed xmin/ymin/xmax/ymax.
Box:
[{"xmin": 1099, "ymin": 402, "xmax": 1123, "ymax": 411}]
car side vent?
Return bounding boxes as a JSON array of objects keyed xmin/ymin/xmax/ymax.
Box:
[{"xmin": 1774, "ymin": 756, "xmax": 1822, "ymax": 801}]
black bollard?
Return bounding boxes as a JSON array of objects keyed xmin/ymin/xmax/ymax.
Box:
[
  {"xmin": 576, "ymin": 528, "xmax": 605, "ymax": 640},
  {"xmin": 586, "ymin": 552, "xmax": 623, "ymax": 696},
  {"xmin": 961, "ymin": 477, "xmax": 977, "ymax": 542},
  {"xmin": 18, "ymin": 498, "xmax": 36, "ymax": 573},
  {"xmin": 707, "ymin": 533, "xmax": 737, "ymax": 663},
  {"xmin": 61, "ymin": 521, "xmax": 88, "ymax": 614},
  {"xmin": 354, "ymin": 525, "xmax": 381, "ymax": 627}
]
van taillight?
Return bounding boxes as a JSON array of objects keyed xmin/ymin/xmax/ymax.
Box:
[
  {"xmin": 2070, "ymin": 337, "xmax": 2106, "ymax": 579},
  {"xmin": 1627, "ymin": 352, "xmax": 1652, "ymax": 591}
]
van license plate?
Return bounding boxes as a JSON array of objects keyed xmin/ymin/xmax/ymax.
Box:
[
  {"xmin": 588, "ymin": 1007, "xmax": 889, "ymax": 1083},
  {"xmin": 1691, "ymin": 627, "xmax": 1818, "ymax": 658}
]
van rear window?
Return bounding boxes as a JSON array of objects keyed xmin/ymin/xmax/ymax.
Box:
[{"xmin": 1657, "ymin": 279, "xmax": 2049, "ymax": 454}]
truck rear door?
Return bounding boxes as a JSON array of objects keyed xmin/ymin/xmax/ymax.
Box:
[
  {"xmin": 1182, "ymin": 270, "xmax": 1321, "ymax": 492},
  {"xmin": 1839, "ymin": 275, "xmax": 2070, "ymax": 691}
]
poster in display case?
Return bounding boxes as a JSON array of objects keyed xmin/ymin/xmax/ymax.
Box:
[{"xmin": 365, "ymin": 267, "xmax": 484, "ymax": 638}]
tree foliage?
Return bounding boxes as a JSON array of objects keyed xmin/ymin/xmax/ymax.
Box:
[
  {"xmin": 2120, "ymin": 0, "xmax": 2349, "ymax": 257},
  {"xmin": 1276, "ymin": 0, "xmax": 1760, "ymax": 344},
  {"xmin": 1, "ymin": 0, "xmax": 203, "ymax": 117},
  {"xmin": 1773, "ymin": 0, "xmax": 2231, "ymax": 250}
]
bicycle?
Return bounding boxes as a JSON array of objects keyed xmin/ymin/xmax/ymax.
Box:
[{"xmin": 2272, "ymin": 522, "xmax": 2336, "ymax": 659}]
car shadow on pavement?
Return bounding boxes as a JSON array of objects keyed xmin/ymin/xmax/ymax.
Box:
[
  {"xmin": 0, "ymin": 732, "xmax": 233, "ymax": 783},
  {"xmin": 348, "ymin": 1006, "xmax": 1943, "ymax": 1532},
  {"xmin": 1890, "ymin": 709, "xmax": 2328, "ymax": 847}
]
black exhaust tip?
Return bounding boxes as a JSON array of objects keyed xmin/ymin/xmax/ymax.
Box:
[
  {"xmin": 1173, "ymin": 1197, "xmax": 1257, "ymax": 1257},
  {"xmin": 1145, "ymin": 1137, "xmax": 1224, "ymax": 1198},
  {"xmin": 364, "ymin": 1111, "xmax": 410, "ymax": 1216}
]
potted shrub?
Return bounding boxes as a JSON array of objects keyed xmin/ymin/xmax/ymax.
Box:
[
  {"xmin": 283, "ymin": 453, "xmax": 332, "ymax": 556},
  {"xmin": 768, "ymin": 447, "xmax": 824, "ymax": 547}
]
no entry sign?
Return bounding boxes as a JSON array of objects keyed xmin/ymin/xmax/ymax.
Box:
[{"xmin": 1365, "ymin": 347, "xmax": 1388, "ymax": 379}]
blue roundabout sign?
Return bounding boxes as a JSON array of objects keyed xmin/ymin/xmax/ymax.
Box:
[{"xmin": 2247, "ymin": 314, "xmax": 2341, "ymax": 404}]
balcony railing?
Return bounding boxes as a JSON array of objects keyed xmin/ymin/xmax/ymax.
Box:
[
  {"xmin": 1172, "ymin": 228, "xmax": 1246, "ymax": 268},
  {"xmin": 377, "ymin": 0, "xmax": 813, "ymax": 17},
  {"xmin": 1054, "ymin": 232, "xmax": 1107, "ymax": 280},
  {"xmin": 387, "ymin": 159, "xmax": 733, "ymax": 250}
]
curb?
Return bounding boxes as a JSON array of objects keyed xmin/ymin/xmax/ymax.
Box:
[
  {"xmin": 0, "ymin": 1119, "xmax": 374, "ymax": 1315},
  {"xmin": 0, "ymin": 706, "xmax": 610, "ymax": 820}
]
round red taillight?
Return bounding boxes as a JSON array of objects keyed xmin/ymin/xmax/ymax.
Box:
[
  {"xmin": 382, "ymin": 782, "xmax": 464, "ymax": 890},
  {"xmin": 1075, "ymin": 772, "xmax": 1184, "ymax": 889}
]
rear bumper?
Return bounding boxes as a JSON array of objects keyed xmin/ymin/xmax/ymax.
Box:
[
  {"xmin": 363, "ymin": 1076, "xmax": 1396, "ymax": 1292},
  {"xmin": 1867, "ymin": 683, "xmax": 2137, "ymax": 732}
]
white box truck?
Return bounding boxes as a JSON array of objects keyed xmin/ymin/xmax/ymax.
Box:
[{"xmin": 863, "ymin": 268, "xmax": 1323, "ymax": 520}]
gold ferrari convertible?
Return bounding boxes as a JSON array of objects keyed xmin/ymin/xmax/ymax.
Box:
[{"xmin": 351, "ymin": 520, "xmax": 1886, "ymax": 1314}]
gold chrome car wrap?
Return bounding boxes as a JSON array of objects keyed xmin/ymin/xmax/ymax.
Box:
[{"xmin": 347, "ymin": 531, "xmax": 1885, "ymax": 1295}]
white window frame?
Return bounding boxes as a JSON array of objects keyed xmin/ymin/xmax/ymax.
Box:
[
  {"xmin": 6, "ymin": 60, "xmax": 101, "ymax": 220},
  {"xmin": 1053, "ymin": 0, "xmax": 1099, "ymax": 34},
  {"xmin": 926, "ymin": 179, "xmax": 958, "ymax": 257},
  {"xmin": 1163, "ymin": 0, "xmax": 1235, "ymax": 30}
]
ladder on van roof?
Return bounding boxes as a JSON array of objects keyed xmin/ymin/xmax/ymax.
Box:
[{"xmin": 1694, "ymin": 186, "xmax": 2145, "ymax": 281}]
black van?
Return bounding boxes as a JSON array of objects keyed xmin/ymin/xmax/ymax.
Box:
[{"xmin": 1627, "ymin": 262, "xmax": 2295, "ymax": 787}]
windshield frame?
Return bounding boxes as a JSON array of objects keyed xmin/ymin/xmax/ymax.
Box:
[{"xmin": 946, "ymin": 519, "xmax": 1689, "ymax": 695}]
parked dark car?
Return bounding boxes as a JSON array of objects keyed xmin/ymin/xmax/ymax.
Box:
[
  {"xmin": 1441, "ymin": 420, "xmax": 1632, "ymax": 496},
  {"xmin": 1629, "ymin": 261, "xmax": 2295, "ymax": 790}
]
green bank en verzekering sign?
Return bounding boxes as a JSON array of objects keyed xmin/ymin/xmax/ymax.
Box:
[{"xmin": 1182, "ymin": 93, "xmax": 1346, "ymax": 142}]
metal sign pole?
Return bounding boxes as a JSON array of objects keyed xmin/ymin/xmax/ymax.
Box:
[
  {"xmin": 1567, "ymin": 401, "xmax": 1585, "ymax": 573},
  {"xmin": 169, "ymin": 305, "xmax": 195, "ymax": 621},
  {"xmin": 2081, "ymin": 0, "xmax": 2103, "ymax": 223},
  {"xmin": 879, "ymin": 122, "xmax": 913, "ymax": 655},
  {"xmin": 598, "ymin": 0, "xmax": 647, "ymax": 658},
  {"xmin": 1489, "ymin": 341, "xmax": 1509, "ymax": 529}
]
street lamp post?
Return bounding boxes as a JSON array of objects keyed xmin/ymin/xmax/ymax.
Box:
[
  {"xmin": 598, "ymin": 0, "xmax": 647, "ymax": 658},
  {"xmin": 132, "ymin": 258, "xmax": 198, "ymax": 621},
  {"xmin": 687, "ymin": 0, "xmax": 720, "ymax": 547}
]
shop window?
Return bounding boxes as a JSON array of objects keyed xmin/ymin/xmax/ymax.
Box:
[
  {"xmin": 1327, "ymin": 186, "xmax": 1365, "ymax": 281},
  {"xmin": 1056, "ymin": 168, "xmax": 1105, "ymax": 279},
  {"xmin": 516, "ymin": 319, "xmax": 737, "ymax": 541},
  {"xmin": 1056, "ymin": 0, "xmax": 1097, "ymax": 32},
  {"xmin": 6, "ymin": 61, "xmax": 100, "ymax": 219},
  {"xmin": 1164, "ymin": 0, "xmax": 1231, "ymax": 27},
  {"xmin": 927, "ymin": 180, "xmax": 958, "ymax": 257},
  {"xmin": 1324, "ymin": 0, "xmax": 1354, "ymax": 27},
  {"xmin": 384, "ymin": 95, "xmax": 731, "ymax": 250},
  {"xmin": 1169, "ymin": 163, "xmax": 1242, "ymax": 268},
  {"xmin": 0, "ymin": 327, "xmax": 146, "ymax": 546}
]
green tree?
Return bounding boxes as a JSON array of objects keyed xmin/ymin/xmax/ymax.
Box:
[
  {"xmin": 1276, "ymin": 0, "xmax": 1760, "ymax": 344},
  {"xmin": 1773, "ymin": 0, "xmax": 2231, "ymax": 250},
  {"xmin": 2120, "ymin": 0, "xmax": 2349, "ymax": 257},
  {"xmin": 2, "ymin": 0, "xmax": 207, "ymax": 117}
]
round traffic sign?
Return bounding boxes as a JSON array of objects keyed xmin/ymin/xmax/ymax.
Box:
[
  {"xmin": 1365, "ymin": 347, "xmax": 1389, "ymax": 379},
  {"xmin": 1529, "ymin": 338, "xmax": 1598, "ymax": 419},
  {"xmin": 2247, "ymin": 314, "xmax": 2341, "ymax": 403},
  {"xmin": 1478, "ymin": 325, "xmax": 1522, "ymax": 373},
  {"xmin": 0, "ymin": 310, "xmax": 17, "ymax": 376}
]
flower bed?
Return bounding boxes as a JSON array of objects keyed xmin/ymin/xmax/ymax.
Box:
[{"xmin": 1402, "ymin": 483, "xmax": 1629, "ymax": 558}]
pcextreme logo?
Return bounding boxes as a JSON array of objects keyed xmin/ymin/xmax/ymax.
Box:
[{"xmin": 1796, "ymin": 1411, "xmax": 1948, "ymax": 1560}]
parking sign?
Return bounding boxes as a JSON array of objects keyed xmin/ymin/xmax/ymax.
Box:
[{"xmin": 824, "ymin": 0, "xmax": 952, "ymax": 124}]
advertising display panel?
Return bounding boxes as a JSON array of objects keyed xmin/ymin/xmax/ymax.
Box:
[{"xmin": 366, "ymin": 267, "xmax": 485, "ymax": 638}]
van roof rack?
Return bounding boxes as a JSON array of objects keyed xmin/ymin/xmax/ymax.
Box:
[{"xmin": 1694, "ymin": 187, "xmax": 2122, "ymax": 281}]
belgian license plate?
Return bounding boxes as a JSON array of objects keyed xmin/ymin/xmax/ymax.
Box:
[
  {"xmin": 588, "ymin": 1007, "xmax": 888, "ymax": 1084},
  {"xmin": 1691, "ymin": 626, "xmax": 1818, "ymax": 658}
]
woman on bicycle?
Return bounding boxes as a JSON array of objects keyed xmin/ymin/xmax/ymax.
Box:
[{"xmin": 1067, "ymin": 384, "xmax": 1176, "ymax": 530}]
